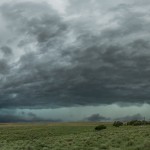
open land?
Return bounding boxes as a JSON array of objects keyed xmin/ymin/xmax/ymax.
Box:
[{"xmin": 0, "ymin": 122, "xmax": 149, "ymax": 150}]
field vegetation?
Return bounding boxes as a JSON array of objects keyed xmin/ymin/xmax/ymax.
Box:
[{"xmin": 0, "ymin": 122, "xmax": 149, "ymax": 150}]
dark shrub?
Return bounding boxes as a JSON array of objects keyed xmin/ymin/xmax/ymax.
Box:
[
  {"xmin": 147, "ymin": 121, "xmax": 150, "ymax": 125},
  {"xmin": 133, "ymin": 121, "xmax": 142, "ymax": 126},
  {"xmin": 127, "ymin": 120, "xmax": 138, "ymax": 126},
  {"xmin": 113, "ymin": 121, "xmax": 123, "ymax": 127},
  {"xmin": 95, "ymin": 125, "xmax": 107, "ymax": 131},
  {"xmin": 141, "ymin": 120, "xmax": 150, "ymax": 125}
]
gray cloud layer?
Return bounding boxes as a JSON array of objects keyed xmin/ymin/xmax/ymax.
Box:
[{"xmin": 0, "ymin": 0, "xmax": 150, "ymax": 109}]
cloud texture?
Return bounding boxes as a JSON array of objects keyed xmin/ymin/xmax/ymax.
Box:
[{"xmin": 0, "ymin": 0, "xmax": 150, "ymax": 109}]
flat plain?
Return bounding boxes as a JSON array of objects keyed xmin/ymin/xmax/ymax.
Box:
[{"xmin": 0, "ymin": 122, "xmax": 149, "ymax": 150}]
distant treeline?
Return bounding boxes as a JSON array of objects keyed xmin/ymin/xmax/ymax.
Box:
[
  {"xmin": 126, "ymin": 120, "xmax": 150, "ymax": 126},
  {"xmin": 113, "ymin": 120, "xmax": 150, "ymax": 127}
]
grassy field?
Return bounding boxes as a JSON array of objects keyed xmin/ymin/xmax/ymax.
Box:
[{"xmin": 0, "ymin": 122, "xmax": 149, "ymax": 150}]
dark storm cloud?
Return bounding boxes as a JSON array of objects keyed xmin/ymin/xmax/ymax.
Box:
[
  {"xmin": 0, "ymin": 115, "xmax": 61, "ymax": 123},
  {"xmin": 1, "ymin": 46, "xmax": 12, "ymax": 56},
  {"xmin": 0, "ymin": 1, "xmax": 67, "ymax": 45},
  {"xmin": 0, "ymin": 112, "xmax": 61, "ymax": 123},
  {"xmin": 0, "ymin": 0, "xmax": 150, "ymax": 109},
  {"xmin": 0, "ymin": 115, "xmax": 26, "ymax": 123},
  {"xmin": 85, "ymin": 114, "xmax": 110, "ymax": 122},
  {"xmin": 0, "ymin": 59, "xmax": 10, "ymax": 74}
]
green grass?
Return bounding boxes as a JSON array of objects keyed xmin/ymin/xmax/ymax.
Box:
[{"xmin": 0, "ymin": 123, "xmax": 149, "ymax": 150}]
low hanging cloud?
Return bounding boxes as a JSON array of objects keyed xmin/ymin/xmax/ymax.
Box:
[
  {"xmin": 0, "ymin": 0, "xmax": 150, "ymax": 109},
  {"xmin": 0, "ymin": 112, "xmax": 61, "ymax": 123},
  {"xmin": 85, "ymin": 114, "xmax": 110, "ymax": 122},
  {"xmin": 84, "ymin": 113, "xmax": 145, "ymax": 122}
]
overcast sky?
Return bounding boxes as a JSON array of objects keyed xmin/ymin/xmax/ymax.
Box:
[{"xmin": 0, "ymin": 0, "xmax": 150, "ymax": 122}]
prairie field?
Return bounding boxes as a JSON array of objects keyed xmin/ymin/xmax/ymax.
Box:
[{"xmin": 0, "ymin": 122, "xmax": 149, "ymax": 150}]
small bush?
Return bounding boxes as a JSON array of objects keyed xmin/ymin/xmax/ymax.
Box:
[
  {"xmin": 95, "ymin": 125, "xmax": 106, "ymax": 131},
  {"xmin": 113, "ymin": 121, "xmax": 123, "ymax": 127}
]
